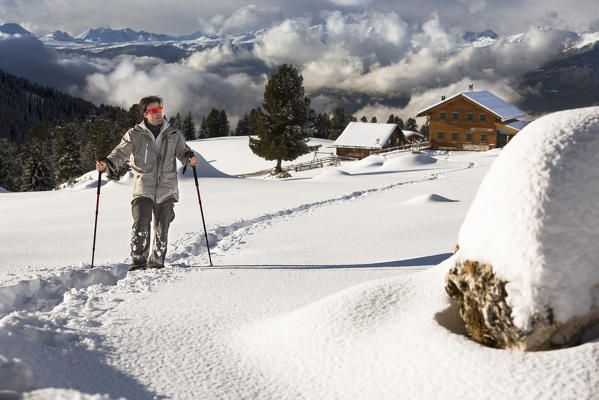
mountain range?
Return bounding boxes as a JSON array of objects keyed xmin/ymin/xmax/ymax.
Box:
[{"xmin": 1, "ymin": 23, "xmax": 599, "ymax": 117}]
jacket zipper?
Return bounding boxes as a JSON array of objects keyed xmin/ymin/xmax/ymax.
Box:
[
  {"xmin": 144, "ymin": 143, "xmax": 148, "ymax": 164},
  {"xmin": 154, "ymin": 130, "xmax": 170, "ymax": 200}
]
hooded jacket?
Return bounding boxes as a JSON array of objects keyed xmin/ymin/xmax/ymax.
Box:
[{"xmin": 105, "ymin": 120, "xmax": 192, "ymax": 203}]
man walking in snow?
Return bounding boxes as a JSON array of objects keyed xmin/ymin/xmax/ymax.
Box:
[{"xmin": 96, "ymin": 95, "xmax": 198, "ymax": 271}]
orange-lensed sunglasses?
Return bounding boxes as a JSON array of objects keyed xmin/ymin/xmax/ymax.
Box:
[{"xmin": 146, "ymin": 107, "xmax": 163, "ymax": 114}]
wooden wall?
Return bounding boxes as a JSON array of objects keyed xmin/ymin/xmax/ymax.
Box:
[{"xmin": 425, "ymin": 96, "xmax": 498, "ymax": 151}]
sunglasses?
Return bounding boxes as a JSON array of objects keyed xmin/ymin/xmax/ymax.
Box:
[{"xmin": 146, "ymin": 107, "xmax": 163, "ymax": 114}]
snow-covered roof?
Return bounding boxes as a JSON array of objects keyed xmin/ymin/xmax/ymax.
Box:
[
  {"xmin": 333, "ymin": 122, "xmax": 398, "ymax": 149},
  {"xmin": 417, "ymin": 90, "xmax": 525, "ymax": 121},
  {"xmin": 503, "ymin": 120, "xmax": 529, "ymax": 132},
  {"xmin": 403, "ymin": 130, "xmax": 424, "ymax": 138}
]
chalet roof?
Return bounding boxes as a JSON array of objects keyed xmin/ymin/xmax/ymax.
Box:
[
  {"xmin": 403, "ymin": 130, "xmax": 424, "ymax": 138},
  {"xmin": 503, "ymin": 120, "xmax": 529, "ymax": 131},
  {"xmin": 332, "ymin": 122, "xmax": 397, "ymax": 149},
  {"xmin": 416, "ymin": 90, "xmax": 525, "ymax": 121}
]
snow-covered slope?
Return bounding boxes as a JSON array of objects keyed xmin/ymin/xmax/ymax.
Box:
[{"xmin": 1, "ymin": 129, "xmax": 598, "ymax": 398}]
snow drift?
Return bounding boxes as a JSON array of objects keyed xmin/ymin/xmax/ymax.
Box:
[{"xmin": 456, "ymin": 106, "xmax": 599, "ymax": 331}]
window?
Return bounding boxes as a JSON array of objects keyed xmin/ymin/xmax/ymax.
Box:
[
  {"xmin": 452, "ymin": 132, "xmax": 458, "ymax": 141},
  {"xmin": 481, "ymin": 134, "xmax": 487, "ymax": 142},
  {"xmin": 437, "ymin": 132, "xmax": 445, "ymax": 140},
  {"xmin": 440, "ymin": 112, "xmax": 446, "ymax": 120},
  {"xmin": 452, "ymin": 112, "xmax": 459, "ymax": 120},
  {"xmin": 467, "ymin": 113, "xmax": 473, "ymax": 121},
  {"xmin": 479, "ymin": 113, "xmax": 486, "ymax": 121},
  {"xmin": 466, "ymin": 133, "xmax": 472, "ymax": 142}
]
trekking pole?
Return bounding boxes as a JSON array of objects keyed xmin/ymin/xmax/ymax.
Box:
[
  {"xmin": 91, "ymin": 170, "xmax": 102, "ymax": 268},
  {"xmin": 192, "ymin": 165, "xmax": 213, "ymax": 266}
]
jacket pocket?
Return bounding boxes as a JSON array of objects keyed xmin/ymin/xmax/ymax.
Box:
[
  {"xmin": 162, "ymin": 138, "xmax": 176, "ymax": 172},
  {"xmin": 133, "ymin": 140, "xmax": 155, "ymax": 172}
]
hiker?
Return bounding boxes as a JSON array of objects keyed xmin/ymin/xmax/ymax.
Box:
[{"xmin": 96, "ymin": 95, "xmax": 198, "ymax": 271}]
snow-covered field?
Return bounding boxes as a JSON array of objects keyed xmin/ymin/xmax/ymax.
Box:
[{"xmin": 0, "ymin": 135, "xmax": 597, "ymax": 399}]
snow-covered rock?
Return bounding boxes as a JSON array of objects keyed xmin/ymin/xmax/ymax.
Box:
[{"xmin": 448, "ymin": 106, "xmax": 599, "ymax": 350}]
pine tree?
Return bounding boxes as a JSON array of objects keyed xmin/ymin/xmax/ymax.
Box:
[
  {"xmin": 53, "ymin": 119, "xmax": 83, "ymax": 185},
  {"xmin": 406, "ymin": 118, "xmax": 418, "ymax": 132},
  {"xmin": 235, "ymin": 113, "xmax": 253, "ymax": 136},
  {"xmin": 0, "ymin": 138, "xmax": 23, "ymax": 191},
  {"xmin": 198, "ymin": 116, "xmax": 208, "ymax": 139},
  {"xmin": 249, "ymin": 64, "xmax": 311, "ymax": 173},
  {"xmin": 360, "ymin": 116, "xmax": 368, "ymax": 122},
  {"xmin": 329, "ymin": 107, "xmax": 355, "ymax": 140},
  {"xmin": 182, "ymin": 111, "xmax": 196, "ymax": 140},
  {"xmin": 313, "ymin": 112, "xmax": 330, "ymax": 139},
  {"xmin": 219, "ymin": 110, "xmax": 230, "ymax": 136},
  {"xmin": 202, "ymin": 109, "xmax": 230, "ymax": 137},
  {"xmin": 126, "ymin": 104, "xmax": 141, "ymax": 129},
  {"xmin": 20, "ymin": 135, "xmax": 56, "ymax": 192},
  {"xmin": 169, "ymin": 112, "xmax": 182, "ymax": 131},
  {"xmin": 387, "ymin": 114, "xmax": 396, "ymax": 123},
  {"xmin": 370, "ymin": 116, "xmax": 377, "ymax": 123},
  {"xmin": 420, "ymin": 119, "xmax": 430, "ymax": 140},
  {"xmin": 396, "ymin": 117, "xmax": 405, "ymax": 130}
]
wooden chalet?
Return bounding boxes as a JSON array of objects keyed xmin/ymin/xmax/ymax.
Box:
[
  {"xmin": 332, "ymin": 122, "xmax": 408, "ymax": 159},
  {"xmin": 416, "ymin": 90, "xmax": 528, "ymax": 151}
]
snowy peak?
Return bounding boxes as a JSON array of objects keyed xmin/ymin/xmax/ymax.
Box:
[
  {"xmin": 463, "ymin": 29, "xmax": 498, "ymax": 42},
  {"xmin": 0, "ymin": 23, "xmax": 31, "ymax": 36},
  {"xmin": 177, "ymin": 30, "xmax": 220, "ymax": 41},
  {"xmin": 462, "ymin": 29, "xmax": 498, "ymax": 48},
  {"xmin": 74, "ymin": 27, "xmax": 176, "ymax": 43},
  {"xmin": 44, "ymin": 30, "xmax": 75, "ymax": 42}
]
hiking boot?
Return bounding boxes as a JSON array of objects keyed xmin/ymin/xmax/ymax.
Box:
[
  {"xmin": 129, "ymin": 263, "xmax": 146, "ymax": 271},
  {"xmin": 147, "ymin": 262, "xmax": 165, "ymax": 269}
]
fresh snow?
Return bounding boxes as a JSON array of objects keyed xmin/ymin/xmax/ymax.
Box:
[{"xmin": 0, "ymin": 127, "xmax": 598, "ymax": 398}]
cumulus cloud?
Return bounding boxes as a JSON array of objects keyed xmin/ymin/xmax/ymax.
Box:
[
  {"xmin": 255, "ymin": 11, "xmax": 409, "ymax": 73},
  {"xmin": 80, "ymin": 56, "xmax": 266, "ymax": 123},
  {"xmin": 219, "ymin": 4, "xmax": 284, "ymax": 34}
]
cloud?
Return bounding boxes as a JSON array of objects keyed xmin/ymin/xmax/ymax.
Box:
[
  {"xmin": 80, "ymin": 56, "xmax": 266, "ymax": 123},
  {"xmin": 219, "ymin": 4, "xmax": 284, "ymax": 34},
  {"xmin": 254, "ymin": 10, "xmax": 410, "ymax": 80},
  {"xmin": 2, "ymin": 0, "xmax": 599, "ymax": 38},
  {"xmin": 0, "ymin": 5, "xmax": 592, "ymax": 127}
]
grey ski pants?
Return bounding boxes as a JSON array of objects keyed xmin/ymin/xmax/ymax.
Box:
[{"xmin": 130, "ymin": 196, "xmax": 175, "ymax": 268}]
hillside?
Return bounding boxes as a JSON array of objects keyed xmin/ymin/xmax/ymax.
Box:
[
  {"xmin": 517, "ymin": 43, "xmax": 599, "ymax": 114},
  {"xmin": 0, "ymin": 68, "xmax": 96, "ymax": 144}
]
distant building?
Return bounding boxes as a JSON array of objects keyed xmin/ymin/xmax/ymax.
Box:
[
  {"xmin": 416, "ymin": 90, "xmax": 528, "ymax": 151},
  {"xmin": 403, "ymin": 130, "xmax": 425, "ymax": 143},
  {"xmin": 332, "ymin": 122, "xmax": 409, "ymax": 159}
]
